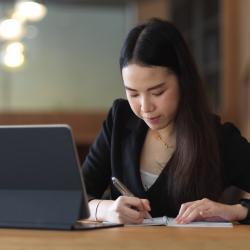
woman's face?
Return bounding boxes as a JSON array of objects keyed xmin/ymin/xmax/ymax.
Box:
[{"xmin": 122, "ymin": 64, "xmax": 180, "ymax": 130}]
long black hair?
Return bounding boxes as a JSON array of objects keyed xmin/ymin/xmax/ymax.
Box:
[{"xmin": 120, "ymin": 18, "xmax": 223, "ymax": 210}]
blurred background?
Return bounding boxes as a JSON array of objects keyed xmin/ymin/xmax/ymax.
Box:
[{"xmin": 0, "ymin": 0, "xmax": 249, "ymax": 162}]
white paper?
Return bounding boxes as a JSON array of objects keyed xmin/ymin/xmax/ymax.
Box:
[
  {"xmin": 165, "ymin": 217, "xmax": 233, "ymax": 228},
  {"xmin": 127, "ymin": 216, "xmax": 233, "ymax": 228},
  {"xmin": 126, "ymin": 217, "xmax": 167, "ymax": 227}
]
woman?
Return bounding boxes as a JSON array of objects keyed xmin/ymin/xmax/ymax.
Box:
[{"xmin": 82, "ymin": 18, "xmax": 250, "ymax": 224}]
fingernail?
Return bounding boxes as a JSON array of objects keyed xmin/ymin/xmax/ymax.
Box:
[
  {"xmin": 179, "ymin": 217, "xmax": 186, "ymax": 223},
  {"xmin": 175, "ymin": 217, "xmax": 181, "ymax": 223}
]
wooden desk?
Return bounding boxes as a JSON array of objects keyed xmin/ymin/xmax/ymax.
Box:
[{"xmin": 0, "ymin": 225, "xmax": 249, "ymax": 250}]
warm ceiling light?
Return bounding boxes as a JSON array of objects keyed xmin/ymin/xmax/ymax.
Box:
[
  {"xmin": 6, "ymin": 42, "xmax": 25, "ymax": 54},
  {"xmin": 2, "ymin": 44, "xmax": 25, "ymax": 68},
  {"xmin": 15, "ymin": 1, "xmax": 47, "ymax": 22},
  {"xmin": 0, "ymin": 18, "xmax": 24, "ymax": 40}
]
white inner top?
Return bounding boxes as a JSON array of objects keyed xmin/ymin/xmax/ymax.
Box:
[{"xmin": 140, "ymin": 169, "xmax": 159, "ymax": 191}]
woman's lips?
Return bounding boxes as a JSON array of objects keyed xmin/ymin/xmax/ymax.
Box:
[{"xmin": 144, "ymin": 116, "xmax": 161, "ymax": 124}]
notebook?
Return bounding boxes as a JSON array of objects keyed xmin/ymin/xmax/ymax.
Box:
[
  {"xmin": 128, "ymin": 217, "xmax": 233, "ymax": 228},
  {"xmin": 0, "ymin": 125, "xmax": 123, "ymax": 230}
]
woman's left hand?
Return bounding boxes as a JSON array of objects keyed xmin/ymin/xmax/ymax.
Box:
[{"xmin": 175, "ymin": 198, "xmax": 248, "ymax": 224}]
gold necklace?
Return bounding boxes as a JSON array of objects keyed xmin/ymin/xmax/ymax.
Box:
[
  {"xmin": 155, "ymin": 161, "xmax": 166, "ymax": 171},
  {"xmin": 157, "ymin": 131, "xmax": 175, "ymax": 149}
]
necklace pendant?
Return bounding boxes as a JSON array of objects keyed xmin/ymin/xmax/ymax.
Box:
[
  {"xmin": 156, "ymin": 161, "xmax": 165, "ymax": 171},
  {"xmin": 157, "ymin": 133, "xmax": 174, "ymax": 150}
]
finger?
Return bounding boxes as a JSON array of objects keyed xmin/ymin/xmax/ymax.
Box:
[
  {"xmin": 140, "ymin": 199, "xmax": 151, "ymax": 211},
  {"xmin": 176, "ymin": 201, "xmax": 197, "ymax": 221},
  {"xmin": 117, "ymin": 196, "xmax": 144, "ymax": 211},
  {"xmin": 180, "ymin": 209, "xmax": 202, "ymax": 224},
  {"xmin": 139, "ymin": 199, "xmax": 152, "ymax": 219},
  {"xmin": 179, "ymin": 199, "xmax": 222, "ymax": 223},
  {"xmin": 177, "ymin": 203, "xmax": 209, "ymax": 223},
  {"xmin": 124, "ymin": 196, "xmax": 147, "ymax": 211},
  {"xmin": 118, "ymin": 212, "xmax": 145, "ymax": 224},
  {"xmin": 120, "ymin": 209, "xmax": 145, "ymax": 223},
  {"xmin": 116, "ymin": 196, "xmax": 147, "ymax": 221},
  {"xmin": 123, "ymin": 204, "xmax": 146, "ymax": 219}
]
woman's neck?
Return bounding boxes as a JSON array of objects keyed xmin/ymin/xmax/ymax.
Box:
[{"xmin": 157, "ymin": 121, "xmax": 176, "ymax": 142}]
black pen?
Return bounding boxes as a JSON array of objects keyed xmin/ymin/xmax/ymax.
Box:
[{"xmin": 111, "ymin": 177, "xmax": 152, "ymax": 219}]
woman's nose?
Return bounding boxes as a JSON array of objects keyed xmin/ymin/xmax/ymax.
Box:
[{"xmin": 140, "ymin": 96, "xmax": 154, "ymax": 113}]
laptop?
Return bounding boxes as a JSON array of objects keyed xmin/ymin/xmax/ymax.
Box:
[{"xmin": 0, "ymin": 125, "xmax": 123, "ymax": 230}]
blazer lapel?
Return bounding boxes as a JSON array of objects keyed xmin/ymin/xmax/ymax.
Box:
[{"xmin": 121, "ymin": 118, "xmax": 148, "ymax": 198}]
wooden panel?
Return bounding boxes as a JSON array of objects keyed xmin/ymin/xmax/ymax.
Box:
[
  {"xmin": 0, "ymin": 112, "xmax": 107, "ymax": 145},
  {"xmin": 220, "ymin": 0, "xmax": 240, "ymax": 125},
  {"xmin": 136, "ymin": 0, "xmax": 170, "ymax": 22},
  {"xmin": 238, "ymin": 0, "xmax": 250, "ymax": 140}
]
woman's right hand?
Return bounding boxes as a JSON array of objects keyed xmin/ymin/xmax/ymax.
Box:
[{"xmin": 90, "ymin": 196, "xmax": 151, "ymax": 224}]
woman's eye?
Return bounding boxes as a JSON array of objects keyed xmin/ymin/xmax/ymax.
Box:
[
  {"xmin": 130, "ymin": 93, "xmax": 139, "ymax": 98},
  {"xmin": 152, "ymin": 90, "xmax": 164, "ymax": 96}
]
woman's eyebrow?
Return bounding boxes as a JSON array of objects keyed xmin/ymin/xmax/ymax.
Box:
[
  {"xmin": 124, "ymin": 82, "xmax": 165, "ymax": 92},
  {"xmin": 147, "ymin": 82, "xmax": 165, "ymax": 91},
  {"xmin": 124, "ymin": 86, "xmax": 137, "ymax": 91}
]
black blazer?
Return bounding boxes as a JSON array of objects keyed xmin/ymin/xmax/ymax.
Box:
[{"xmin": 82, "ymin": 99, "xmax": 250, "ymax": 217}]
